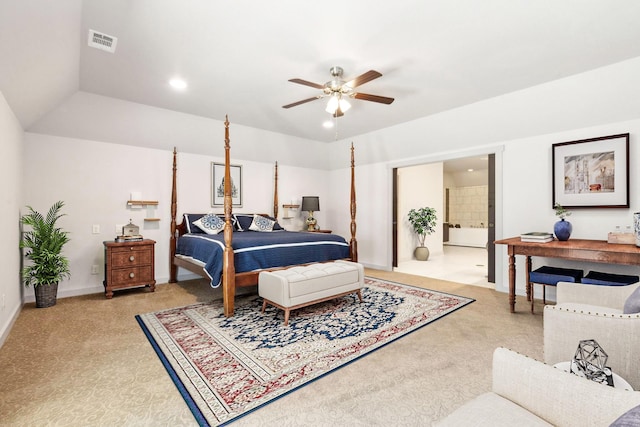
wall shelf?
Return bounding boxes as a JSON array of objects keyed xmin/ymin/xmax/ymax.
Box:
[
  {"xmin": 281, "ymin": 204, "xmax": 300, "ymax": 219},
  {"xmin": 127, "ymin": 200, "xmax": 159, "ymax": 221},
  {"xmin": 127, "ymin": 200, "xmax": 159, "ymax": 206}
]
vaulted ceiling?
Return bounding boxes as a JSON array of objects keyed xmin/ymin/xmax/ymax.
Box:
[{"xmin": 2, "ymin": 0, "xmax": 640, "ymax": 143}]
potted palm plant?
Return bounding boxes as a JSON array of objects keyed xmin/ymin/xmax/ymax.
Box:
[
  {"xmin": 408, "ymin": 207, "xmax": 437, "ymax": 261},
  {"xmin": 20, "ymin": 201, "xmax": 71, "ymax": 308}
]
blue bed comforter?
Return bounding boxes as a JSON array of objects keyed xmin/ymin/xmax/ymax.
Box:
[{"xmin": 176, "ymin": 230, "xmax": 350, "ymax": 287}]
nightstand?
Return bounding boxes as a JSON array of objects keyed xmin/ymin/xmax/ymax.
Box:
[{"xmin": 103, "ymin": 239, "xmax": 156, "ymax": 298}]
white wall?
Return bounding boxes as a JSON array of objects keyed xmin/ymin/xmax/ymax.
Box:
[
  {"xmin": 14, "ymin": 54, "xmax": 640, "ymax": 313},
  {"xmin": 0, "ymin": 91, "xmax": 24, "ymax": 346},
  {"xmin": 397, "ymin": 163, "xmax": 444, "ymax": 262},
  {"xmin": 326, "ymin": 56, "xmax": 640, "ymax": 300},
  {"xmin": 22, "ymin": 134, "xmax": 335, "ymax": 299}
]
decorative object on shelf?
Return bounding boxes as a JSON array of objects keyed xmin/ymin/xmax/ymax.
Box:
[
  {"xmin": 211, "ymin": 162, "xmax": 242, "ymax": 207},
  {"xmin": 301, "ymin": 196, "xmax": 320, "ymax": 231},
  {"xmin": 19, "ymin": 201, "xmax": 71, "ymax": 308},
  {"xmin": 553, "ymin": 203, "xmax": 572, "ymax": 241},
  {"xmin": 552, "ymin": 133, "xmax": 629, "ymax": 209},
  {"xmin": 408, "ymin": 207, "xmax": 437, "ymax": 261},
  {"xmin": 571, "ymin": 339, "xmax": 614, "ymax": 387}
]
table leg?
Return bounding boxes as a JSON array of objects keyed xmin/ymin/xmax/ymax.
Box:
[
  {"xmin": 508, "ymin": 253, "xmax": 516, "ymax": 313},
  {"xmin": 526, "ymin": 256, "xmax": 532, "ymax": 302}
]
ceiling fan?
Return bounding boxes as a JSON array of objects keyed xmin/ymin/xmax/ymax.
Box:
[{"xmin": 282, "ymin": 66, "xmax": 394, "ymax": 117}]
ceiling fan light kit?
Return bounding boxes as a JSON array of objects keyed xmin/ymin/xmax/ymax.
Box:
[{"xmin": 283, "ymin": 66, "xmax": 394, "ymax": 117}]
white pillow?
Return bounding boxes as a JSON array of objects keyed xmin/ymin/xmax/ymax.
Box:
[
  {"xmin": 193, "ymin": 213, "xmax": 225, "ymax": 235},
  {"xmin": 248, "ymin": 214, "xmax": 275, "ymax": 232}
]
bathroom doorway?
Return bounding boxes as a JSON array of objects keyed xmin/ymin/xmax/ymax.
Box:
[{"xmin": 392, "ymin": 154, "xmax": 495, "ymax": 287}]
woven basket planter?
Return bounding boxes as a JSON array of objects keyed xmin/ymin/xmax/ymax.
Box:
[{"xmin": 34, "ymin": 283, "xmax": 58, "ymax": 308}]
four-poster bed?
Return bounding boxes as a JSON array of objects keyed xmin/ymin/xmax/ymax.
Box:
[{"xmin": 169, "ymin": 116, "xmax": 358, "ymax": 317}]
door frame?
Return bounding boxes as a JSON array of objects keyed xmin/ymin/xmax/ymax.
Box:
[{"xmin": 390, "ymin": 147, "xmax": 503, "ymax": 284}]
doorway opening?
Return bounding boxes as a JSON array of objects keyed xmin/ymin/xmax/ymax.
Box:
[{"xmin": 392, "ymin": 154, "xmax": 496, "ymax": 288}]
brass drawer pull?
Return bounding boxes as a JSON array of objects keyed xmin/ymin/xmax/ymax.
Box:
[
  {"xmin": 129, "ymin": 255, "xmax": 135, "ymax": 262},
  {"xmin": 129, "ymin": 272, "xmax": 135, "ymax": 278}
]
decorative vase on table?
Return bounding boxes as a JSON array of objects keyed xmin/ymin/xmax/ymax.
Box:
[{"xmin": 554, "ymin": 219, "xmax": 572, "ymax": 241}]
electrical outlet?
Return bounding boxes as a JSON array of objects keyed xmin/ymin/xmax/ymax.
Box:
[
  {"xmin": 91, "ymin": 265, "xmax": 99, "ymax": 275},
  {"xmin": 92, "ymin": 224, "xmax": 100, "ymax": 234}
]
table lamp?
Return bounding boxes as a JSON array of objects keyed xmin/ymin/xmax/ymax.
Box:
[{"xmin": 301, "ymin": 196, "xmax": 319, "ymax": 231}]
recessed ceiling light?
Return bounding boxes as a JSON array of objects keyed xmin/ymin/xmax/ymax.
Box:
[
  {"xmin": 169, "ymin": 78, "xmax": 187, "ymax": 90},
  {"xmin": 467, "ymin": 168, "xmax": 474, "ymax": 172},
  {"xmin": 323, "ymin": 121, "xmax": 334, "ymax": 129}
]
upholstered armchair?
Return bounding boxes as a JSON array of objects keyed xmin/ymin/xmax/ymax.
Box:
[{"xmin": 544, "ymin": 281, "xmax": 640, "ymax": 390}]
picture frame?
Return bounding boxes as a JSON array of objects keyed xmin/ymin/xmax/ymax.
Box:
[
  {"xmin": 552, "ymin": 133, "xmax": 629, "ymax": 209},
  {"xmin": 211, "ymin": 162, "xmax": 242, "ymax": 207}
]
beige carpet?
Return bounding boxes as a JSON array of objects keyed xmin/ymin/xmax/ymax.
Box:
[{"xmin": 0, "ymin": 270, "xmax": 543, "ymax": 426}]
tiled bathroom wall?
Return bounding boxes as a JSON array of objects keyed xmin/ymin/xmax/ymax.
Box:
[{"xmin": 448, "ymin": 185, "xmax": 488, "ymax": 228}]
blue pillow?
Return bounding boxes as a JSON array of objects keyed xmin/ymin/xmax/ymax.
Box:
[
  {"xmin": 234, "ymin": 214, "xmax": 254, "ymax": 232},
  {"xmin": 623, "ymin": 286, "xmax": 640, "ymax": 314},
  {"xmin": 610, "ymin": 404, "xmax": 640, "ymax": 426},
  {"xmin": 183, "ymin": 213, "xmax": 206, "ymax": 233}
]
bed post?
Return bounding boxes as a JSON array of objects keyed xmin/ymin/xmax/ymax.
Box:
[
  {"xmin": 273, "ymin": 161, "xmax": 279, "ymax": 219},
  {"xmin": 222, "ymin": 116, "xmax": 236, "ymax": 317},
  {"xmin": 350, "ymin": 142, "xmax": 358, "ymax": 262},
  {"xmin": 169, "ymin": 147, "xmax": 178, "ymax": 283}
]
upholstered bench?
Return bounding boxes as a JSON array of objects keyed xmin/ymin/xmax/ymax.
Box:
[
  {"xmin": 582, "ymin": 270, "xmax": 639, "ymax": 286},
  {"xmin": 258, "ymin": 260, "xmax": 364, "ymax": 325},
  {"xmin": 529, "ymin": 266, "xmax": 583, "ymax": 313}
]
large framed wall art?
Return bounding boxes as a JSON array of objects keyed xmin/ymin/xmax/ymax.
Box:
[
  {"xmin": 552, "ymin": 133, "xmax": 629, "ymax": 209},
  {"xmin": 211, "ymin": 162, "xmax": 242, "ymax": 207}
]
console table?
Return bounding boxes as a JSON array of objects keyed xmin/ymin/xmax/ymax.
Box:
[{"xmin": 494, "ymin": 237, "xmax": 640, "ymax": 313}]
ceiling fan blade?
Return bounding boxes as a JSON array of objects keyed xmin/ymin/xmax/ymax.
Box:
[
  {"xmin": 282, "ymin": 96, "xmax": 322, "ymax": 109},
  {"xmin": 353, "ymin": 92, "xmax": 395, "ymax": 104},
  {"xmin": 347, "ymin": 70, "xmax": 382, "ymax": 88},
  {"xmin": 288, "ymin": 78, "xmax": 325, "ymax": 89}
]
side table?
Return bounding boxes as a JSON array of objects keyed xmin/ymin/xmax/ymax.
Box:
[{"xmin": 103, "ymin": 239, "xmax": 156, "ymax": 298}]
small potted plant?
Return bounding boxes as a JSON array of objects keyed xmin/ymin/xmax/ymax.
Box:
[
  {"xmin": 20, "ymin": 201, "xmax": 71, "ymax": 308},
  {"xmin": 553, "ymin": 202, "xmax": 572, "ymax": 241},
  {"xmin": 408, "ymin": 207, "xmax": 437, "ymax": 261}
]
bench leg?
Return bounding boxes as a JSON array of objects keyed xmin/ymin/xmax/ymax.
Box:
[
  {"xmin": 261, "ymin": 300, "xmax": 267, "ymax": 313},
  {"xmin": 356, "ymin": 289, "xmax": 363, "ymax": 303},
  {"xmin": 284, "ymin": 309, "xmax": 290, "ymax": 326}
]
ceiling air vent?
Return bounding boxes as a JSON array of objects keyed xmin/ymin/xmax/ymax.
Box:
[{"xmin": 88, "ymin": 29, "xmax": 117, "ymax": 53}]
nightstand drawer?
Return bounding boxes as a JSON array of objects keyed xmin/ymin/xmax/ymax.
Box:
[
  {"xmin": 111, "ymin": 249, "xmax": 152, "ymax": 267},
  {"xmin": 110, "ymin": 265, "xmax": 153, "ymax": 285}
]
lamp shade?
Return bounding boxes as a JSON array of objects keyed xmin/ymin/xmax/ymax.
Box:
[{"xmin": 301, "ymin": 196, "xmax": 320, "ymax": 212}]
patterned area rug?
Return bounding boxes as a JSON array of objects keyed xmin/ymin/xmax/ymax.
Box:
[{"xmin": 135, "ymin": 277, "xmax": 474, "ymax": 426}]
